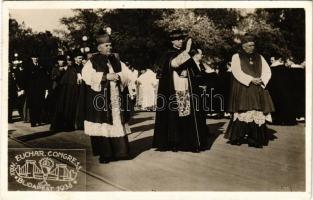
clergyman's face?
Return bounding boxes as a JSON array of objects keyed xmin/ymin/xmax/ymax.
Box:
[
  {"xmin": 75, "ymin": 56, "xmax": 83, "ymax": 64},
  {"xmin": 31, "ymin": 57, "xmax": 38, "ymax": 64},
  {"xmin": 242, "ymin": 42, "xmax": 255, "ymax": 54},
  {"xmin": 171, "ymin": 38, "xmax": 183, "ymax": 49},
  {"xmin": 193, "ymin": 49, "xmax": 203, "ymax": 62},
  {"xmin": 57, "ymin": 60, "xmax": 65, "ymax": 66},
  {"xmin": 98, "ymin": 43, "xmax": 112, "ymax": 55}
]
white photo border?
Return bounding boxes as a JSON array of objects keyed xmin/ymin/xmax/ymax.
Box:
[{"xmin": 1, "ymin": 1, "xmax": 312, "ymax": 200}]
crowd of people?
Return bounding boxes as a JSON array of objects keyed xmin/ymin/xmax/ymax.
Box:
[{"xmin": 8, "ymin": 28, "xmax": 305, "ymax": 163}]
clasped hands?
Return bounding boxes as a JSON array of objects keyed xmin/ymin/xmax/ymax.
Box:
[
  {"xmin": 251, "ymin": 78, "xmax": 263, "ymax": 86},
  {"xmin": 106, "ymin": 73, "xmax": 120, "ymax": 81}
]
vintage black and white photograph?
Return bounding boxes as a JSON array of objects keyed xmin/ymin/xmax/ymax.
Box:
[{"xmin": 1, "ymin": 1, "xmax": 312, "ymax": 199}]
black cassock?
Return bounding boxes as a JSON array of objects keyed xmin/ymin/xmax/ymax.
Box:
[
  {"xmin": 24, "ymin": 61, "xmax": 50, "ymax": 126},
  {"xmin": 267, "ymin": 64, "xmax": 297, "ymax": 125},
  {"xmin": 50, "ymin": 63, "xmax": 82, "ymax": 131},
  {"xmin": 289, "ymin": 67, "xmax": 305, "ymax": 119},
  {"xmin": 153, "ymin": 47, "xmax": 210, "ymax": 152},
  {"xmin": 8, "ymin": 68, "xmax": 18, "ymax": 123}
]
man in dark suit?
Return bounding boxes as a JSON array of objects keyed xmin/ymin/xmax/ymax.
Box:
[{"xmin": 25, "ymin": 52, "xmax": 50, "ymax": 127}]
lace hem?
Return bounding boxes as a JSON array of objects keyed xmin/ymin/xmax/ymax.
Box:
[{"xmin": 233, "ymin": 110, "xmax": 272, "ymax": 126}]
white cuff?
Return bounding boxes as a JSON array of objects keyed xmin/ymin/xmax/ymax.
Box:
[{"xmin": 170, "ymin": 51, "xmax": 190, "ymax": 68}]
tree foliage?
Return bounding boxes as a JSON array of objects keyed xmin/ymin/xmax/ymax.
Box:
[
  {"xmin": 156, "ymin": 9, "xmax": 238, "ymax": 64},
  {"xmin": 255, "ymin": 8, "xmax": 305, "ymax": 63},
  {"xmin": 9, "ymin": 8, "xmax": 305, "ymax": 71},
  {"xmin": 9, "ymin": 17, "xmax": 60, "ymax": 69},
  {"xmin": 235, "ymin": 11, "xmax": 291, "ymax": 61}
]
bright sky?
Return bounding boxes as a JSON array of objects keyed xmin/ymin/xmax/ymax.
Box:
[
  {"xmin": 10, "ymin": 9, "xmax": 75, "ymax": 32},
  {"xmin": 9, "ymin": 8, "xmax": 255, "ymax": 33}
]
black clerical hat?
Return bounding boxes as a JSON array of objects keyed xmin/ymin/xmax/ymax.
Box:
[
  {"xmin": 96, "ymin": 28, "xmax": 111, "ymax": 44},
  {"xmin": 169, "ymin": 29, "xmax": 188, "ymax": 41}
]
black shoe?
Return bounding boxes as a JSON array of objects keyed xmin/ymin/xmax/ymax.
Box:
[
  {"xmin": 99, "ymin": 157, "xmax": 111, "ymax": 164},
  {"xmin": 248, "ymin": 143, "xmax": 263, "ymax": 148},
  {"xmin": 229, "ymin": 140, "xmax": 241, "ymax": 146},
  {"xmin": 247, "ymin": 140, "xmax": 262, "ymax": 148},
  {"xmin": 31, "ymin": 123, "xmax": 37, "ymax": 127},
  {"xmin": 192, "ymin": 149, "xmax": 200, "ymax": 153}
]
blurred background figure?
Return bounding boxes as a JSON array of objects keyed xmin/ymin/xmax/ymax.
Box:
[
  {"xmin": 8, "ymin": 63, "xmax": 18, "ymax": 123},
  {"xmin": 9, "ymin": 56, "xmax": 26, "ymax": 122},
  {"xmin": 125, "ymin": 62, "xmax": 138, "ymax": 114},
  {"xmin": 24, "ymin": 51, "xmax": 50, "ymax": 127},
  {"xmin": 267, "ymin": 56, "xmax": 297, "ymax": 125},
  {"xmin": 50, "ymin": 49, "xmax": 83, "ymax": 132},
  {"xmin": 136, "ymin": 68, "xmax": 158, "ymax": 111},
  {"xmin": 288, "ymin": 57, "xmax": 305, "ymax": 122},
  {"xmin": 219, "ymin": 61, "xmax": 232, "ymax": 118},
  {"xmin": 201, "ymin": 59, "xmax": 223, "ymax": 118}
]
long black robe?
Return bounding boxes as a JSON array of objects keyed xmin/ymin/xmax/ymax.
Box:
[
  {"xmin": 219, "ymin": 68, "xmax": 231, "ymax": 113},
  {"xmin": 8, "ymin": 68, "xmax": 18, "ymax": 123},
  {"xmin": 24, "ymin": 61, "xmax": 50, "ymax": 126},
  {"xmin": 200, "ymin": 70, "xmax": 223, "ymax": 116},
  {"xmin": 267, "ymin": 65, "xmax": 297, "ymax": 125},
  {"xmin": 153, "ymin": 47, "xmax": 210, "ymax": 152},
  {"xmin": 50, "ymin": 64, "xmax": 81, "ymax": 131},
  {"xmin": 290, "ymin": 67, "xmax": 305, "ymax": 119}
]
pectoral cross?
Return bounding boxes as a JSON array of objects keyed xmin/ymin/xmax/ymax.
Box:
[{"xmin": 249, "ymin": 57, "xmax": 253, "ymax": 65}]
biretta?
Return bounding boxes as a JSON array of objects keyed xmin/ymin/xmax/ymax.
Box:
[{"xmin": 96, "ymin": 28, "xmax": 111, "ymax": 44}]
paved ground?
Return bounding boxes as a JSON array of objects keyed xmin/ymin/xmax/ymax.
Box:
[{"xmin": 8, "ymin": 112, "xmax": 306, "ymax": 191}]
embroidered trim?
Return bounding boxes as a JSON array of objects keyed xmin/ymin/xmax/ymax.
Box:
[
  {"xmin": 84, "ymin": 120, "xmax": 126, "ymax": 137},
  {"xmin": 233, "ymin": 110, "xmax": 272, "ymax": 126},
  {"xmin": 175, "ymin": 90, "xmax": 191, "ymax": 117}
]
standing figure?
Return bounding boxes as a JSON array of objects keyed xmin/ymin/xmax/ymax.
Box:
[
  {"xmin": 49, "ymin": 55, "xmax": 67, "ymax": 119},
  {"xmin": 8, "ymin": 63, "xmax": 18, "ymax": 123},
  {"xmin": 153, "ymin": 30, "xmax": 209, "ymax": 152},
  {"xmin": 225, "ymin": 34, "xmax": 275, "ymax": 148},
  {"xmin": 80, "ymin": 29, "xmax": 133, "ymax": 163},
  {"xmin": 12, "ymin": 60, "xmax": 27, "ymax": 120},
  {"xmin": 50, "ymin": 51, "xmax": 83, "ymax": 132},
  {"xmin": 267, "ymin": 57, "xmax": 297, "ymax": 125},
  {"xmin": 289, "ymin": 59, "xmax": 305, "ymax": 122},
  {"xmin": 136, "ymin": 68, "xmax": 158, "ymax": 111},
  {"xmin": 24, "ymin": 52, "xmax": 50, "ymax": 127},
  {"xmin": 124, "ymin": 62, "xmax": 138, "ymax": 114}
]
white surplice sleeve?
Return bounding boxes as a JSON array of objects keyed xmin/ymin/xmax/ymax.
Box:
[
  {"xmin": 117, "ymin": 62, "xmax": 135, "ymax": 91},
  {"xmin": 231, "ymin": 53, "xmax": 254, "ymax": 86},
  {"xmin": 170, "ymin": 51, "xmax": 191, "ymax": 68},
  {"xmin": 81, "ymin": 60, "xmax": 103, "ymax": 92},
  {"xmin": 260, "ymin": 55, "xmax": 272, "ymax": 88}
]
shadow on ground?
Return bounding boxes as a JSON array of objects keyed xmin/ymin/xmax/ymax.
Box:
[
  {"xmin": 207, "ymin": 122, "xmax": 226, "ymax": 149},
  {"xmin": 130, "ymin": 123, "xmax": 154, "ymax": 133},
  {"xmin": 15, "ymin": 130, "xmax": 63, "ymax": 142},
  {"xmin": 129, "ymin": 136, "xmax": 153, "ymax": 159},
  {"xmin": 128, "ymin": 116, "xmax": 154, "ymax": 125}
]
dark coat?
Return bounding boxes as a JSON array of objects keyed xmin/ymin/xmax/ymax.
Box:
[
  {"xmin": 50, "ymin": 63, "xmax": 82, "ymax": 131},
  {"xmin": 24, "ymin": 61, "xmax": 50, "ymax": 124}
]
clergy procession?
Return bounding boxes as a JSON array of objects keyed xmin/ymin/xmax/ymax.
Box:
[
  {"xmin": 7, "ymin": 8, "xmax": 306, "ymax": 191},
  {"xmin": 9, "ymin": 29, "xmax": 306, "ymax": 161}
]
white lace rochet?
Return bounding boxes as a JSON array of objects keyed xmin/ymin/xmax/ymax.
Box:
[{"xmin": 233, "ymin": 110, "xmax": 272, "ymax": 126}]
